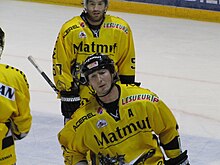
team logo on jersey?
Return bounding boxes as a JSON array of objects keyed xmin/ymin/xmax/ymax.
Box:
[
  {"xmin": 96, "ymin": 119, "xmax": 108, "ymax": 128},
  {"xmin": 98, "ymin": 153, "xmax": 125, "ymax": 164},
  {"xmin": 79, "ymin": 31, "xmax": 87, "ymax": 39},
  {"xmin": 0, "ymin": 82, "xmax": 15, "ymax": 100}
]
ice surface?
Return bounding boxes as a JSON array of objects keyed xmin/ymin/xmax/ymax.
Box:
[{"xmin": 1, "ymin": 0, "xmax": 220, "ymax": 164}]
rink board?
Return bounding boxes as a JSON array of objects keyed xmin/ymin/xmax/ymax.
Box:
[{"xmin": 20, "ymin": 0, "xmax": 220, "ymax": 23}]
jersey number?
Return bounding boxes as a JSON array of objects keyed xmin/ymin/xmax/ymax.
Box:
[
  {"xmin": 131, "ymin": 58, "xmax": 135, "ymax": 69},
  {"xmin": 53, "ymin": 64, "xmax": 62, "ymax": 76}
]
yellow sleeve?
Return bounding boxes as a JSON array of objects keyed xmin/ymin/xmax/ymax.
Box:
[
  {"xmin": 0, "ymin": 123, "xmax": 8, "ymax": 146},
  {"xmin": 58, "ymin": 119, "xmax": 88, "ymax": 165},
  {"xmin": 117, "ymin": 21, "xmax": 135, "ymax": 77},
  {"xmin": 10, "ymin": 69, "xmax": 32, "ymax": 137},
  {"xmin": 158, "ymin": 100, "xmax": 181, "ymax": 158},
  {"xmin": 148, "ymin": 98, "xmax": 181, "ymax": 158},
  {"xmin": 0, "ymin": 65, "xmax": 32, "ymax": 137},
  {"xmin": 52, "ymin": 22, "xmax": 76, "ymax": 93}
]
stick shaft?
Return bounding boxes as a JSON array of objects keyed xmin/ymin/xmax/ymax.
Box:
[{"xmin": 28, "ymin": 56, "xmax": 59, "ymax": 94}]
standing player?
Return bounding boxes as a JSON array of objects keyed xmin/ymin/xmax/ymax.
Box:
[
  {"xmin": 52, "ymin": 0, "xmax": 136, "ymax": 123},
  {"xmin": 0, "ymin": 28, "xmax": 32, "ymax": 164},
  {"xmin": 58, "ymin": 54, "xmax": 190, "ymax": 165}
]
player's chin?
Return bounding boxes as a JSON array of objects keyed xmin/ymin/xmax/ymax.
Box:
[
  {"xmin": 98, "ymin": 86, "xmax": 108, "ymax": 94},
  {"xmin": 92, "ymin": 15, "xmax": 103, "ymax": 21}
]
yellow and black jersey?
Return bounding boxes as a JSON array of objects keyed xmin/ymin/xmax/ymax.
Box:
[
  {"xmin": 0, "ymin": 64, "xmax": 32, "ymax": 164},
  {"xmin": 58, "ymin": 84, "xmax": 181, "ymax": 165},
  {"xmin": 52, "ymin": 13, "xmax": 135, "ymax": 97}
]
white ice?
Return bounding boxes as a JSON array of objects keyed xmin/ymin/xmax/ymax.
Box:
[{"xmin": 1, "ymin": 0, "xmax": 220, "ymax": 164}]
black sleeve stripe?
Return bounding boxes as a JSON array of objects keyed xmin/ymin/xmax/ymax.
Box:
[
  {"xmin": 161, "ymin": 136, "xmax": 180, "ymax": 150},
  {"xmin": 2, "ymin": 136, "xmax": 14, "ymax": 149}
]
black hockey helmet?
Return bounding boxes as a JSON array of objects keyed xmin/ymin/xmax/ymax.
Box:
[
  {"xmin": 81, "ymin": 53, "xmax": 117, "ymax": 84},
  {"xmin": 0, "ymin": 28, "xmax": 5, "ymax": 58}
]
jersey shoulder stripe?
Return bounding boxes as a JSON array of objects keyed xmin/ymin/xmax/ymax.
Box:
[{"xmin": 0, "ymin": 64, "xmax": 29, "ymax": 89}]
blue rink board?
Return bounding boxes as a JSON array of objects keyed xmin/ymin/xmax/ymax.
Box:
[{"xmin": 126, "ymin": 0, "xmax": 220, "ymax": 11}]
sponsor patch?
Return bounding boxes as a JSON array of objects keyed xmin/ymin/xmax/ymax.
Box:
[
  {"xmin": 103, "ymin": 22, "xmax": 128, "ymax": 34},
  {"xmin": 0, "ymin": 82, "xmax": 15, "ymax": 100},
  {"xmin": 96, "ymin": 119, "xmax": 107, "ymax": 128},
  {"xmin": 79, "ymin": 31, "xmax": 86, "ymax": 38},
  {"xmin": 73, "ymin": 112, "xmax": 96, "ymax": 131},
  {"xmin": 122, "ymin": 94, "xmax": 159, "ymax": 105},
  {"xmin": 87, "ymin": 61, "xmax": 99, "ymax": 69}
]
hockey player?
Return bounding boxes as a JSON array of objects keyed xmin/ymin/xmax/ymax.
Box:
[
  {"xmin": 0, "ymin": 28, "xmax": 32, "ymax": 164},
  {"xmin": 58, "ymin": 54, "xmax": 190, "ymax": 165},
  {"xmin": 52, "ymin": 0, "xmax": 136, "ymax": 123}
]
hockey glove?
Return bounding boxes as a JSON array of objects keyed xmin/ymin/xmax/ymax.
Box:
[
  {"xmin": 165, "ymin": 150, "xmax": 190, "ymax": 165},
  {"xmin": 60, "ymin": 90, "xmax": 80, "ymax": 119}
]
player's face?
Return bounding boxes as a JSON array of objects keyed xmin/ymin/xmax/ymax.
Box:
[
  {"xmin": 88, "ymin": 69, "xmax": 113, "ymax": 96},
  {"xmin": 85, "ymin": 0, "xmax": 107, "ymax": 25}
]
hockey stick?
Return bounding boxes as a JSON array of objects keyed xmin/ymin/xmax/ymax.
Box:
[{"xmin": 27, "ymin": 55, "xmax": 59, "ymax": 94}]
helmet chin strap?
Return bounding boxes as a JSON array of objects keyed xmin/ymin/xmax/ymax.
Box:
[
  {"xmin": 97, "ymin": 82, "xmax": 114, "ymax": 98},
  {"xmin": 87, "ymin": 75, "xmax": 115, "ymax": 98}
]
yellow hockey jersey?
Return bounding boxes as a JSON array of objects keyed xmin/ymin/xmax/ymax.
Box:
[
  {"xmin": 58, "ymin": 84, "xmax": 181, "ymax": 165},
  {"xmin": 52, "ymin": 13, "xmax": 135, "ymax": 97},
  {"xmin": 0, "ymin": 64, "xmax": 32, "ymax": 164}
]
